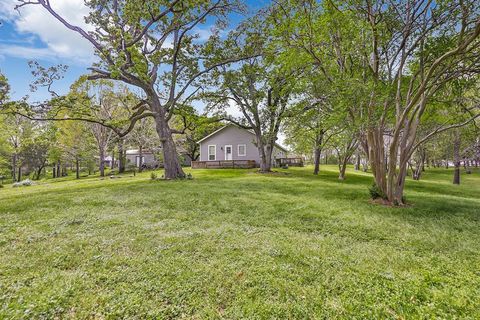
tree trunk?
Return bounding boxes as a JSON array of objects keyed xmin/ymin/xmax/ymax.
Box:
[
  {"xmin": 313, "ymin": 132, "xmax": 324, "ymax": 175},
  {"xmin": 118, "ymin": 141, "xmax": 125, "ymax": 173},
  {"xmin": 36, "ymin": 167, "xmax": 43, "ymax": 180},
  {"xmin": 256, "ymin": 134, "xmax": 274, "ymax": 173},
  {"xmin": 354, "ymin": 152, "xmax": 361, "ymax": 171},
  {"xmin": 138, "ymin": 145, "xmax": 144, "ymax": 173},
  {"xmin": 258, "ymin": 144, "xmax": 270, "ymax": 172},
  {"xmin": 99, "ymin": 147, "xmax": 106, "ymax": 177},
  {"xmin": 56, "ymin": 161, "xmax": 61, "ymax": 178},
  {"xmin": 338, "ymin": 158, "xmax": 348, "ymax": 180},
  {"xmin": 367, "ymin": 127, "xmax": 387, "ymax": 194},
  {"xmin": 313, "ymin": 147, "xmax": 321, "ymax": 175},
  {"xmin": 111, "ymin": 150, "xmax": 115, "ymax": 170},
  {"xmin": 453, "ymin": 130, "xmax": 461, "ymax": 185},
  {"xmin": 153, "ymin": 113, "xmax": 185, "ymax": 179},
  {"xmin": 11, "ymin": 153, "xmax": 17, "ymax": 182},
  {"xmin": 17, "ymin": 167, "xmax": 21, "ymax": 182},
  {"xmin": 76, "ymin": 159, "xmax": 80, "ymax": 180}
]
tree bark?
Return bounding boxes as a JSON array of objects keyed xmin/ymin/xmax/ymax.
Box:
[
  {"xmin": 99, "ymin": 147, "xmax": 106, "ymax": 177},
  {"xmin": 453, "ymin": 130, "xmax": 461, "ymax": 185},
  {"xmin": 354, "ymin": 152, "xmax": 360, "ymax": 171},
  {"xmin": 56, "ymin": 161, "xmax": 61, "ymax": 178},
  {"xmin": 255, "ymin": 134, "xmax": 273, "ymax": 173},
  {"xmin": 118, "ymin": 140, "xmax": 125, "ymax": 173},
  {"xmin": 153, "ymin": 112, "xmax": 185, "ymax": 179},
  {"xmin": 313, "ymin": 147, "xmax": 321, "ymax": 175},
  {"xmin": 11, "ymin": 153, "xmax": 17, "ymax": 182},
  {"xmin": 338, "ymin": 158, "xmax": 348, "ymax": 180},
  {"xmin": 76, "ymin": 159, "xmax": 80, "ymax": 180},
  {"xmin": 138, "ymin": 145, "xmax": 144, "ymax": 172},
  {"xmin": 313, "ymin": 132, "xmax": 324, "ymax": 175},
  {"xmin": 111, "ymin": 150, "xmax": 115, "ymax": 170}
]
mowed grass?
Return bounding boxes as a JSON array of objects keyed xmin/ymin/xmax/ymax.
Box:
[{"xmin": 0, "ymin": 165, "xmax": 479, "ymax": 319}]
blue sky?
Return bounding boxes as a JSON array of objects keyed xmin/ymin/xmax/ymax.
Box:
[{"xmin": 0, "ymin": 0, "xmax": 269, "ymax": 103}]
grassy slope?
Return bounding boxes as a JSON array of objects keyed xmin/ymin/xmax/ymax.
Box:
[{"xmin": 0, "ymin": 166, "xmax": 479, "ymax": 319}]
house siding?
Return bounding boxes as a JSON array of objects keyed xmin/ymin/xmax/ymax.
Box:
[
  {"xmin": 199, "ymin": 125, "xmax": 286, "ymax": 166},
  {"xmin": 126, "ymin": 153, "xmax": 156, "ymax": 167}
]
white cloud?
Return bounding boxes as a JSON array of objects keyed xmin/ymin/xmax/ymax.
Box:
[
  {"xmin": 0, "ymin": 43, "xmax": 60, "ymax": 60},
  {"xmin": 0, "ymin": 0, "xmax": 94, "ymax": 63}
]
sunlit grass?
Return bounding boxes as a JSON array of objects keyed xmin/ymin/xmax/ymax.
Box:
[{"xmin": 0, "ymin": 165, "xmax": 479, "ymax": 318}]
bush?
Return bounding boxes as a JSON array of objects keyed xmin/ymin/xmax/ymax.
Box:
[
  {"xmin": 0, "ymin": 184, "xmax": 4, "ymax": 189},
  {"xmin": 368, "ymin": 183, "xmax": 386, "ymax": 200},
  {"xmin": 150, "ymin": 172, "xmax": 158, "ymax": 180}
]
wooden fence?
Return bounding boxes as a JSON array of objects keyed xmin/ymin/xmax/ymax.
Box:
[
  {"xmin": 191, "ymin": 160, "xmax": 257, "ymax": 169},
  {"xmin": 275, "ymin": 158, "xmax": 304, "ymax": 167}
]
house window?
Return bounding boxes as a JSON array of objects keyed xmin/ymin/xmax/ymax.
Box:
[
  {"xmin": 238, "ymin": 144, "xmax": 246, "ymax": 156},
  {"xmin": 208, "ymin": 145, "xmax": 216, "ymax": 161}
]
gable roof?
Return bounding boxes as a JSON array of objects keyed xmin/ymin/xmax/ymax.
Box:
[{"xmin": 197, "ymin": 124, "xmax": 289, "ymax": 153}]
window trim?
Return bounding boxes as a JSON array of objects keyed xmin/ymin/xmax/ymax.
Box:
[
  {"xmin": 208, "ymin": 144, "xmax": 216, "ymax": 161},
  {"xmin": 238, "ymin": 144, "xmax": 247, "ymax": 157}
]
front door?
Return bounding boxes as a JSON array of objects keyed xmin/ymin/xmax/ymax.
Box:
[{"xmin": 225, "ymin": 145, "xmax": 232, "ymax": 160}]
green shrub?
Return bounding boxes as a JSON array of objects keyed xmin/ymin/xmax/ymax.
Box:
[
  {"xmin": 150, "ymin": 172, "xmax": 158, "ymax": 180},
  {"xmin": 368, "ymin": 183, "xmax": 386, "ymax": 200}
]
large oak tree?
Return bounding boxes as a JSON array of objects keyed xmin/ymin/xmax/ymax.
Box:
[{"xmin": 16, "ymin": 0, "xmax": 248, "ymax": 179}]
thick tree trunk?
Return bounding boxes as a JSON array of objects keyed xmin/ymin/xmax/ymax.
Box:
[
  {"xmin": 254, "ymin": 133, "xmax": 272, "ymax": 173},
  {"xmin": 153, "ymin": 113, "xmax": 185, "ymax": 179},
  {"xmin": 257, "ymin": 144, "xmax": 271, "ymax": 172},
  {"xmin": 453, "ymin": 130, "xmax": 461, "ymax": 185}
]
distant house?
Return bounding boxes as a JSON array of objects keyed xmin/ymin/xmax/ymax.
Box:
[
  {"xmin": 126, "ymin": 149, "xmax": 158, "ymax": 168},
  {"xmin": 125, "ymin": 148, "xmax": 192, "ymax": 168},
  {"xmin": 196, "ymin": 124, "xmax": 288, "ymax": 168},
  {"xmin": 104, "ymin": 156, "xmax": 114, "ymax": 168}
]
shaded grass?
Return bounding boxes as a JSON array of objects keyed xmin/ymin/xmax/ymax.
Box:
[{"xmin": 0, "ymin": 166, "xmax": 479, "ymax": 319}]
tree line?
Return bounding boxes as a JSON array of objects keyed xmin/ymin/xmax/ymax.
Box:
[{"xmin": 0, "ymin": 0, "xmax": 479, "ymax": 205}]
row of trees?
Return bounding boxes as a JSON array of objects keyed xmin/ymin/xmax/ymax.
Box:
[
  {"xmin": 0, "ymin": 74, "xmax": 222, "ymax": 181},
  {"xmin": 1, "ymin": 0, "xmax": 479, "ymax": 205}
]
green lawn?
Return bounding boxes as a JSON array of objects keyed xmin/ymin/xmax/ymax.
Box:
[{"xmin": 1, "ymin": 166, "xmax": 479, "ymax": 319}]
